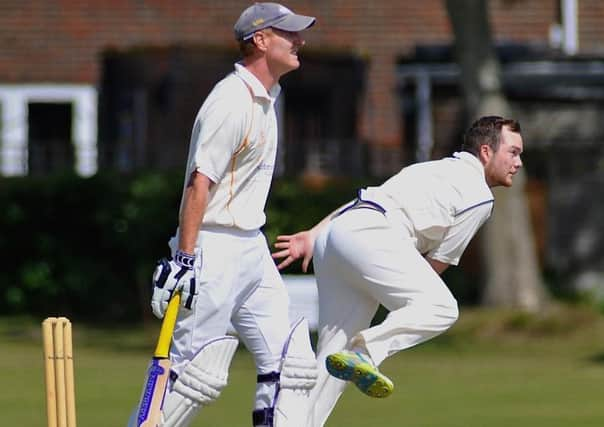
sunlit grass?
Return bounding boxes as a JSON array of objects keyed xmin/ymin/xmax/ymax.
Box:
[{"xmin": 3, "ymin": 304, "xmax": 604, "ymax": 426}]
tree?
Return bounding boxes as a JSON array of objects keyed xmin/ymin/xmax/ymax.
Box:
[{"xmin": 445, "ymin": 0, "xmax": 548, "ymax": 311}]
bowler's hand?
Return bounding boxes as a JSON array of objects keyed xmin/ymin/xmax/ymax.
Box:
[
  {"xmin": 272, "ymin": 231, "xmax": 315, "ymax": 272},
  {"xmin": 151, "ymin": 250, "xmax": 197, "ymax": 318}
]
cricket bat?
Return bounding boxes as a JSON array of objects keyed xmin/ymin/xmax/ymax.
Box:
[{"xmin": 135, "ymin": 292, "xmax": 181, "ymax": 427}]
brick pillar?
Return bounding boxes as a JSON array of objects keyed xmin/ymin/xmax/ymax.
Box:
[{"xmin": 360, "ymin": 52, "xmax": 404, "ymax": 176}]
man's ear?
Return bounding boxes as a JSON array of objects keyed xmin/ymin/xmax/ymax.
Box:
[
  {"xmin": 252, "ymin": 30, "xmax": 268, "ymax": 52},
  {"xmin": 478, "ymin": 144, "xmax": 492, "ymax": 165}
]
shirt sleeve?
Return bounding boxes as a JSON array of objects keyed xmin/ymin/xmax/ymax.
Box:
[
  {"xmin": 427, "ymin": 201, "xmax": 493, "ymax": 265},
  {"xmin": 190, "ymin": 89, "xmax": 249, "ymax": 183}
]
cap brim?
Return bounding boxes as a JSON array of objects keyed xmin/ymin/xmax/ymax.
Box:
[{"xmin": 272, "ymin": 14, "xmax": 316, "ymax": 32}]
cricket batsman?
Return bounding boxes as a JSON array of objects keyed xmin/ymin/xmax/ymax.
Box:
[{"xmin": 129, "ymin": 3, "xmax": 318, "ymax": 426}]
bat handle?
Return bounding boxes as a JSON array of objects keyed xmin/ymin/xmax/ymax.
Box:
[{"xmin": 154, "ymin": 293, "xmax": 181, "ymax": 358}]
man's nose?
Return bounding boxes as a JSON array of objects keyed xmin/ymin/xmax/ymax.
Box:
[{"xmin": 294, "ymin": 33, "xmax": 305, "ymax": 47}]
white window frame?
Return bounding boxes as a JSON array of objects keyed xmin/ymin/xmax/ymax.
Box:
[{"xmin": 0, "ymin": 84, "xmax": 97, "ymax": 176}]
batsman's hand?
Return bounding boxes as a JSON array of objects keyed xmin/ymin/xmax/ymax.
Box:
[
  {"xmin": 272, "ymin": 230, "xmax": 315, "ymax": 272},
  {"xmin": 151, "ymin": 250, "xmax": 198, "ymax": 318}
]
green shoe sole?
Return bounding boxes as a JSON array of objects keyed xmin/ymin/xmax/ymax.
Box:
[{"xmin": 326, "ymin": 352, "xmax": 394, "ymax": 398}]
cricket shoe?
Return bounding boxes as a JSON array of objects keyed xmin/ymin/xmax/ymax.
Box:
[{"xmin": 325, "ymin": 350, "xmax": 393, "ymax": 398}]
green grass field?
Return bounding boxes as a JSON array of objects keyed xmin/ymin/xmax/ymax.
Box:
[{"xmin": 3, "ymin": 304, "xmax": 604, "ymax": 427}]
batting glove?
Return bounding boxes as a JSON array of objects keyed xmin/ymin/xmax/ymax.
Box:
[{"xmin": 151, "ymin": 250, "xmax": 197, "ymax": 319}]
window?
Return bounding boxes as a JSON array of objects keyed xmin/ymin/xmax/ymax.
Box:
[
  {"xmin": 100, "ymin": 48, "xmax": 366, "ymax": 177},
  {"xmin": 0, "ymin": 85, "xmax": 97, "ymax": 176},
  {"xmin": 28, "ymin": 102, "xmax": 73, "ymax": 175}
]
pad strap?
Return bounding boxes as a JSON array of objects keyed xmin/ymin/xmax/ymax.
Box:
[
  {"xmin": 252, "ymin": 408, "xmax": 274, "ymax": 426},
  {"xmin": 252, "ymin": 318, "xmax": 318, "ymax": 427},
  {"xmin": 257, "ymin": 371, "xmax": 280, "ymax": 383}
]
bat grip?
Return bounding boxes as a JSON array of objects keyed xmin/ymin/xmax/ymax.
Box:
[{"xmin": 154, "ymin": 293, "xmax": 181, "ymax": 358}]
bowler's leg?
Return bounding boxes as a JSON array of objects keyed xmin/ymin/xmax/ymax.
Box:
[
  {"xmin": 355, "ymin": 243, "xmax": 459, "ymax": 366},
  {"xmin": 316, "ymin": 209, "xmax": 459, "ymax": 368},
  {"xmin": 308, "ymin": 222, "xmax": 379, "ymax": 427}
]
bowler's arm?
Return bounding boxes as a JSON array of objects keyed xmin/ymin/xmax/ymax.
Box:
[
  {"xmin": 426, "ymin": 257, "xmax": 450, "ymax": 275},
  {"xmin": 273, "ymin": 201, "xmax": 355, "ymax": 272}
]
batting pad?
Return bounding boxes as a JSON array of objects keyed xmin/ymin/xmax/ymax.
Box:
[
  {"xmin": 161, "ymin": 335, "xmax": 239, "ymax": 427},
  {"xmin": 273, "ymin": 317, "xmax": 318, "ymax": 427}
]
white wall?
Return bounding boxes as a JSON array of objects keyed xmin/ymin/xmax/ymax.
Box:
[
  {"xmin": 0, "ymin": 84, "xmax": 98, "ymax": 176},
  {"xmin": 228, "ymin": 274, "xmax": 319, "ymax": 334}
]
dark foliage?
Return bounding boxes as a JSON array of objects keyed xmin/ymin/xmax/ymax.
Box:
[{"xmin": 0, "ymin": 172, "xmax": 366, "ymax": 321}]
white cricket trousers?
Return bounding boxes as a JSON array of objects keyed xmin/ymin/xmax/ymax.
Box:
[
  {"xmin": 309, "ymin": 208, "xmax": 459, "ymax": 426},
  {"xmin": 168, "ymin": 226, "xmax": 291, "ymax": 411}
]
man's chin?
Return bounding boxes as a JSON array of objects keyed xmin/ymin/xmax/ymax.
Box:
[{"xmin": 289, "ymin": 54, "xmax": 301, "ymax": 67}]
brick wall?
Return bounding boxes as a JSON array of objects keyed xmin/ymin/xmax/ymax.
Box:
[
  {"xmin": 579, "ymin": 0, "xmax": 604, "ymax": 53},
  {"xmin": 1, "ymin": 0, "xmax": 601, "ymax": 148}
]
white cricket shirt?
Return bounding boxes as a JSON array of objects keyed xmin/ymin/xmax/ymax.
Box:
[
  {"xmin": 180, "ymin": 63, "xmax": 281, "ymax": 230},
  {"xmin": 367, "ymin": 151, "xmax": 494, "ymax": 265}
]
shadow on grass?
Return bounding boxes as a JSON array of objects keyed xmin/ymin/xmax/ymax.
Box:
[{"xmin": 587, "ymin": 351, "xmax": 604, "ymax": 364}]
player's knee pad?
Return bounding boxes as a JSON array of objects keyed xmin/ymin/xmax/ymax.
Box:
[
  {"xmin": 160, "ymin": 335, "xmax": 239, "ymax": 427},
  {"xmin": 253, "ymin": 317, "xmax": 318, "ymax": 427}
]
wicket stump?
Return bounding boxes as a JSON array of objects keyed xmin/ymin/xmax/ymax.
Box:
[{"xmin": 42, "ymin": 317, "xmax": 76, "ymax": 427}]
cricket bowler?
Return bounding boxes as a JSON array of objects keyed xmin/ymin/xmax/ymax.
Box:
[{"xmin": 273, "ymin": 116, "xmax": 524, "ymax": 426}]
